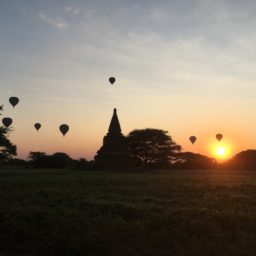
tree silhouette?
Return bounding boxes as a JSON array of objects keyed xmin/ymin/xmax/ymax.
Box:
[
  {"xmin": 224, "ymin": 150, "xmax": 256, "ymax": 170},
  {"xmin": 48, "ymin": 152, "xmax": 73, "ymax": 168},
  {"xmin": 28, "ymin": 152, "xmax": 47, "ymax": 167},
  {"xmin": 28, "ymin": 151, "xmax": 74, "ymax": 168},
  {"xmin": 126, "ymin": 128, "xmax": 181, "ymax": 167},
  {"xmin": 174, "ymin": 152, "xmax": 217, "ymax": 169},
  {"xmin": 0, "ymin": 105, "xmax": 17, "ymax": 164}
]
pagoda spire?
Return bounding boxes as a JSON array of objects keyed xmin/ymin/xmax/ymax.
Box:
[
  {"xmin": 108, "ymin": 108, "xmax": 122, "ymax": 134},
  {"xmin": 94, "ymin": 108, "xmax": 132, "ymax": 168}
]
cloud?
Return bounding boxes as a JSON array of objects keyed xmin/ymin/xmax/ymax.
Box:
[
  {"xmin": 39, "ymin": 12, "xmax": 68, "ymax": 29},
  {"xmin": 65, "ymin": 6, "xmax": 80, "ymax": 16}
]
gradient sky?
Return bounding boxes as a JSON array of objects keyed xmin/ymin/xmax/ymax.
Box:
[{"xmin": 1, "ymin": 0, "xmax": 256, "ymax": 160}]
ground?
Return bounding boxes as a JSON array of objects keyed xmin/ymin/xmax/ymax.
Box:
[{"xmin": 0, "ymin": 168, "xmax": 256, "ymax": 256}]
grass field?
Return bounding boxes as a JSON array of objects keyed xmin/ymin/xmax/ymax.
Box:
[{"xmin": 0, "ymin": 168, "xmax": 256, "ymax": 256}]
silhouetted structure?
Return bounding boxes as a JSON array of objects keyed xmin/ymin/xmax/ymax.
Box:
[{"xmin": 94, "ymin": 108, "xmax": 132, "ymax": 168}]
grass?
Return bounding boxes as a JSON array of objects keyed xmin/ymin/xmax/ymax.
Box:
[{"xmin": 0, "ymin": 168, "xmax": 256, "ymax": 256}]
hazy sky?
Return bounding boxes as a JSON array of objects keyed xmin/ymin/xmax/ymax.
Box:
[{"xmin": 1, "ymin": 0, "xmax": 256, "ymax": 160}]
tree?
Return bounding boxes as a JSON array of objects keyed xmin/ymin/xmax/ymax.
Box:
[
  {"xmin": 0, "ymin": 105, "xmax": 17, "ymax": 164},
  {"xmin": 28, "ymin": 151, "xmax": 74, "ymax": 168},
  {"xmin": 173, "ymin": 152, "xmax": 217, "ymax": 169},
  {"xmin": 28, "ymin": 152, "xmax": 47, "ymax": 168},
  {"xmin": 223, "ymin": 150, "xmax": 256, "ymax": 170},
  {"xmin": 48, "ymin": 152, "xmax": 74, "ymax": 168},
  {"xmin": 126, "ymin": 128, "xmax": 181, "ymax": 167}
]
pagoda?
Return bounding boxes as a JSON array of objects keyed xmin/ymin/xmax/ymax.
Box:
[{"xmin": 94, "ymin": 108, "xmax": 132, "ymax": 168}]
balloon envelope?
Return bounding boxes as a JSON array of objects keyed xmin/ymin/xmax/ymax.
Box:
[
  {"xmin": 59, "ymin": 124, "xmax": 69, "ymax": 136},
  {"xmin": 189, "ymin": 136, "xmax": 197, "ymax": 144},
  {"xmin": 2, "ymin": 117, "xmax": 13, "ymax": 128},
  {"xmin": 9, "ymin": 97, "xmax": 19, "ymax": 108},
  {"xmin": 109, "ymin": 77, "xmax": 116, "ymax": 85},
  {"xmin": 216, "ymin": 134, "xmax": 223, "ymax": 141},
  {"xmin": 34, "ymin": 123, "xmax": 41, "ymax": 131}
]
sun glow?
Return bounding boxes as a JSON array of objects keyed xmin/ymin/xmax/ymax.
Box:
[
  {"xmin": 216, "ymin": 146, "xmax": 225, "ymax": 156},
  {"xmin": 211, "ymin": 142, "xmax": 232, "ymax": 161}
]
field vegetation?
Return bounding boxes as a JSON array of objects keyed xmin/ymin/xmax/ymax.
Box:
[{"xmin": 0, "ymin": 169, "xmax": 256, "ymax": 256}]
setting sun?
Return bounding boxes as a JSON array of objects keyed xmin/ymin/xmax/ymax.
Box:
[
  {"xmin": 216, "ymin": 147, "xmax": 225, "ymax": 156},
  {"xmin": 214, "ymin": 145, "xmax": 229, "ymax": 160},
  {"xmin": 210, "ymin": 142, "xmax": 232, "ymax": 161}
]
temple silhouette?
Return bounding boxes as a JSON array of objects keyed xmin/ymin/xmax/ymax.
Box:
[{"xmin": 94, "ymin": 108, "xmax": 132, "ymax": 168}]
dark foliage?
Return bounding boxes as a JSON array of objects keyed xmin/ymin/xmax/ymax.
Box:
[
  {"xmin": 74, "ymin": 158, "xmax": 96, "ymax": 170},
  {"xmin": 0, "ymin": 105, "xmax": 17, "ymax": 164},
  {"xmin": 223, "ymin": 150, "xmax": 256, "ymax": 170},
  {"xmin": 6, "ymin": 158, "xmax": 27, "ymax": 167},
  {"xmin": 28, "ymin": 152, "xmax": 74, "ymax": 168},
  {"xmin": 174, "ymin": 152, "xmax": 217, "ymax": 170},
  {"xmin": 127, "ymin": 128, "xmax": 181, "ymax": 168},
  {"xmin": 28, "ymin": 152, "xmax": 47, "ymax": 168}
]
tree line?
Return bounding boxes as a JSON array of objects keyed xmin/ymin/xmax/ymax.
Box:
[{"xmin": 5, "ymin": 148, "xmax": 256, "ymax": 171}]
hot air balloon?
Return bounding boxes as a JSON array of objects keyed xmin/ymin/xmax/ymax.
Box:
[
  {"xmin": 59, "ymin": 124, "xmax": 69, "ymax": 136},
  {"xmin": 109, "ymin": 77, "xmax": 116, "ymax": 85},
  {"xmin": 2, "ymin": 117, "xmax": 13, "ymax": 128},
  {"xmin": 216, "ymin": 134, "xmax": 223, "ymax": 141},
  {"xmin": 34, "ymin": 123, "xmax": 41, "ymax": 131},
  {"xmin": 9, "ymin": 97, "xmax": 19, "ymax": 108},
  {"xmin": 189, "ymin": 136, "xmax": 197, "ymax": 144}
]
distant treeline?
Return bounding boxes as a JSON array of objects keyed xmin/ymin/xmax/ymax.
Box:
[
  {"xmin": 4, "ymin": 150, "xmax": 256, "ymax": 171},
  {"xmin": 5, "ymin": 152, "xmax": 94, "ymax": 169}
]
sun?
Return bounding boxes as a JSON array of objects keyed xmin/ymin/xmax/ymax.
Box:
[
  {"xmin": 216, "ymin": 146, "xmax": 225, "ymax": 156},
  {"xmin": 214, "ymin": 145, "xmax": 229, "ymax": 160},
  {"xmin": 211, "ymin": 143, "xmax": 231, "ymax": 161}
]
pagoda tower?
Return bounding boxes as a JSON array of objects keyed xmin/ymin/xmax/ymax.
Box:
[{"xmin": 94, "ymin": 108, "xmax": 132, "ymax": 168}]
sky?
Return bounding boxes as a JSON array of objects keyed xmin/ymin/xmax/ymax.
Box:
[{"xmin": 1, "ymin": 0, "xmax": 256, "ymax": 160}]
